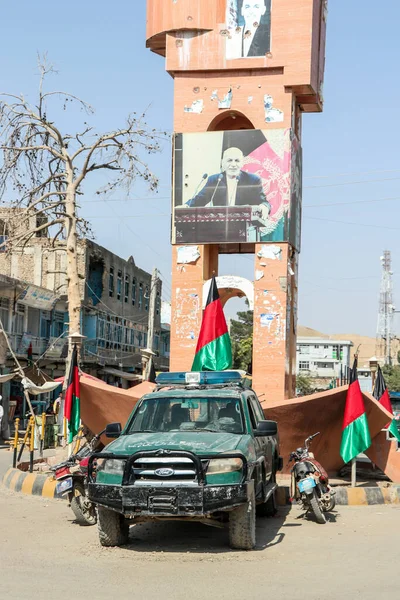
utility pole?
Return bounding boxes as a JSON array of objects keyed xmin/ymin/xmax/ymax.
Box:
[
  {"xmin": 376, "ymin": 251, "xmax": 395, "ymax": 365},
  {"xmin": 142, "ymin": 268, "xmax": 159, "ymax": 381}
]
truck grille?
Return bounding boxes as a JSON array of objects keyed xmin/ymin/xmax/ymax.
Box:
[{"xmin": 131, "ymin": 456, "xmax": 207, "ymax": 485}]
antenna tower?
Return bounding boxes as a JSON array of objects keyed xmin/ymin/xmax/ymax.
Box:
[{"xmin": 376, "ymin": 250, "xmax": 395, "ymax": 364}]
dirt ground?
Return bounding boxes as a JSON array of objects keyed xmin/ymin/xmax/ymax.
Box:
[{"xmin": 0, "ymin": 483, "xmax": 398, "ymax": 600}]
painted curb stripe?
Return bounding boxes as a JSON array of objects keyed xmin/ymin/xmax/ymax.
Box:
[
  {"xmin": 42, "ymin": 477, "xmax": 57, "ymax": 499},
  {"xmin": 3, "ymin": 468, "xmax": 400, "ymax": 506}
]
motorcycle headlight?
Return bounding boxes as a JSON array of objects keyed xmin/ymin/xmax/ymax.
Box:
[
  {"xmin": 207, "ymin": 457, "xmax": 243, "ymax": 474},
  {"xmin": 96, "ymin": 458, "xmax": 125, "ymax": 476}
]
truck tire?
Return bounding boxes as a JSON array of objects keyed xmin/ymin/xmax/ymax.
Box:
[
  {"xmin": 229, "ymin": 486, "xmax": 256, "ymax": 550},
  {"xmin": 309, "ymin": 491, "xmax": 326, "ymax": 524},
  {"xmin": 97, "ymin": 506, "xmax": 129, "ymax": 547}
]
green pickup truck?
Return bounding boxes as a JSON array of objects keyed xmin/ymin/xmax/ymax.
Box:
[{"xmin": 88, "ymin": 371, "xmax": 282, "ymax": 550}]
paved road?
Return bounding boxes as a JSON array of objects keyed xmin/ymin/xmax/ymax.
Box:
[{"xmin": 0, "ymin": 484, "xmax": 398, "ymax": 600}]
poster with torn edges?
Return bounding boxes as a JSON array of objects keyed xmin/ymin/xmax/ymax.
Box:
[
  {"xmin": 172, "ymin": 128, "xmax": 302, "ymax": 250},
  {"xmin": 226, "ymin": 0, "xmax": 271, "ymax": 60}
]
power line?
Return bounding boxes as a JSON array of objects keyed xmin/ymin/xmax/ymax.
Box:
[
  {"xmin": 304, "ymin": 177, "xmax": 400, "ymax": 190},
  {"xmin": 304, "ymin": 195, "xmax": 400, "ymax": 209},
  {"xmin": 304, "ymin": 216, "xmax": 400, "ymax": 231},
  {"xmin": 305, "ymin": 168, "xmax": 400, "ymax": 180}
]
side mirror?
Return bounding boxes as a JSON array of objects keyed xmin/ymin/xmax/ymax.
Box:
[
  {"xmin": 254, "ymin": 420, "xmax": 278, "ymax": 437},
  {"xmin": 105, "ymin": 422, "xmax": 122, "ymax": 439}
]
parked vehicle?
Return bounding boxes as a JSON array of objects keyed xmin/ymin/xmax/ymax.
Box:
[
  {"xmin": 52, "ymin": 429, "xmax": 105, "ymax": 526},
  {"xmin": 88, "ymin": 371, "xmax": 283, "ymax": 550},
  {"xmin": 289, "ymin": 432, "xmax": 335, "ymax": 524}
]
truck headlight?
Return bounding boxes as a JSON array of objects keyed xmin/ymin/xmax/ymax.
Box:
[
  {"xmin": 96, "ymin": 459, "xmax": 125, "ymax": 476},
  {"xmin": 207, "ymin": 458, "xmax": 243, "ymax": 474}
]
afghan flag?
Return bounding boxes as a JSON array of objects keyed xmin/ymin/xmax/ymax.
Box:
[
  {"xmin": 373, "ymin": 366, "xmax": 400, "ymax": 442},
  {"xmin": 64, "ymin": 345, "xmax": 80, "ymax": 443},
  {"xmin": 192, "ymin": 276, "xmax": 232, "ymax": 371},
  {"xmin": 340, "ymin": 357, "xmax": 371, "ymax": 463}
]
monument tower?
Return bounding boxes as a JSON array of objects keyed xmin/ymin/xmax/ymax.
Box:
[{"xmin": 146, "ymin": 0, "xmax": 327, "ymax": 404}]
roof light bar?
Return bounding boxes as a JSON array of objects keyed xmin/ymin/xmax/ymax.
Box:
[{"xmin": 155, "ymin": 371, "xmax": 244, "ymax": 386}]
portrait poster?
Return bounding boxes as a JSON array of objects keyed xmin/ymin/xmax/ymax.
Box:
[
  {"xmin": 172, "ymin": 129, "xmax": 302, "ymax": 250},
  {"xmin": 225, "ymin": 0, "xmax": 272, "ymax": 60}
]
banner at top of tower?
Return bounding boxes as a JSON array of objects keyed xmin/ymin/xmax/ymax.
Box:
[
  {"xmin": 172, "ymin": 128, "xmax": 302, "ymax": 251},
  {"xmin": 225, "ymin": 0, "xmax": 271, "ymax": 60},
  {"xmin": 146, "ymin": 0, "xmax": 327, "ymax": 110}
]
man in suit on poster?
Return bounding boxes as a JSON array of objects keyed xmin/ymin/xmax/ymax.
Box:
[
  {"xmin": 226, "ymin": 0, "xmax": 271, "ymax": 59},
  {"xmin": 188, "ymin": 147, "xmax": 270, "ymax": 222}
]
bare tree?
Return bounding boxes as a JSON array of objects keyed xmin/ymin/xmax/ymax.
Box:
[{"xmin": 0, "ymin": 58, "xmax": 163, "ymax": 359}]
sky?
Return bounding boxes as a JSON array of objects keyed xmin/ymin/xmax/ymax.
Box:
[{"xmin": 1, "ymin": 0, "xmax": 400, "ymax": 337}]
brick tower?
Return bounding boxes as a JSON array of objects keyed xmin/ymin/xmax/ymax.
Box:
[{"xmin": 146, "ymin": 0, "xmax": 327, "ymax": 405}]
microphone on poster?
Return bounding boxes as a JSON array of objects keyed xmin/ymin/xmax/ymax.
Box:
[
  {"xmin": 210, "ymin": 173, "xmax": 224, "ymax": 207},
  {"xmin": 186, "ymin": 173, "xmax": 208, "ymax": 206}
]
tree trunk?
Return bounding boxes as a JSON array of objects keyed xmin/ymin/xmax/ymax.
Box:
[{"xmin": 59, "ymin": 176, "xmax": 81, "ymax": 445}]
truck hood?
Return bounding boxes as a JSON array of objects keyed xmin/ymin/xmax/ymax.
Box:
[{"xmin": 104, "ymin": 432, "xmax": 251, "ymax": 457}]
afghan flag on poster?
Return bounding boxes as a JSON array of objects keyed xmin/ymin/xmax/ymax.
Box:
[
  {"xmin": 340, "ymin": 357, "xmax": 371, "ymax": 464},
  {"xmin": 373, "ymin": 366, "xmax": 400, "ymax": 442},
  {"xmin": 192, "ymin": 275, "xmax": 232, "ymax": 372},
  {"xmin": 64, "ymin": 345, "xmax": 80, "ymax": 443}
]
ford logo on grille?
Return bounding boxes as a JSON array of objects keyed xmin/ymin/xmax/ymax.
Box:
[{"xmin": 154, "ymin": 468, "xmax": 175, "ymax": 477}]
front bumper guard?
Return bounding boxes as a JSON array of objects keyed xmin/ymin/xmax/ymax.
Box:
[{"xmin": 88, "ymin": 449, "xmax": 250, "ymax": 516}]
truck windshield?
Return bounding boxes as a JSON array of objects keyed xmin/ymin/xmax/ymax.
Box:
[{"xmin": 126, "ymin": 397, "xmax": 244, "ymax": 434}]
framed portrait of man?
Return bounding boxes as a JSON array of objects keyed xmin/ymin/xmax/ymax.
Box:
[{"xmin": 172, "ymin": 129, "xmax": 301, "ymax": 249}]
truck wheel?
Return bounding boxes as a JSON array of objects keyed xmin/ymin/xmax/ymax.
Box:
[
  {"xmin": 97, "ymin": 506, "xmax": 129, "ymax": 547},
  {"xmin": 229, "ymin": 486, "xmax": 256, "ymax": 550}
]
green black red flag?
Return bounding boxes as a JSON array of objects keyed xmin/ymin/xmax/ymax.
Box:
[
  {"xmin": 373, "ymin": 366, "xmax": 400, "ymax": 442},
  {"xmin": 64, "ymin": 345, "xmax": 81, "ymax": 443},
  {"xmin": 192, "ymin": 276, "xmax": 232, "ymax": 371},
  {"xmin": 340, "ymin": 357, "xmax": 371, "ymax": 463}
]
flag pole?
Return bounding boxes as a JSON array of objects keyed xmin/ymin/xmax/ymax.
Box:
[{"xmin": 351, "ymin": 458, "xmax": 357, "ymax": 487}]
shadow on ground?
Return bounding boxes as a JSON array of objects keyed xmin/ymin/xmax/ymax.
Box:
[{"xmin": 112, "ymin": 505, "xmax": 295, "ymax": 554}]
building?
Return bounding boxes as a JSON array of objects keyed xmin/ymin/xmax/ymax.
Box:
[
  {"xmin": 296, "ymin": 337, "xmax": 353, "ymax": 388},
  {"xmin": 0, "ymin": 207, "xmax": 169, "ymax": 388}
]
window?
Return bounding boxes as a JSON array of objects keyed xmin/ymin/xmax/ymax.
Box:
[
  {"xmin": 132, "ymin": 278, "xmax": 136, "ymax": 306},
  {"xmin": 299, "ymin": 345, "xmax": 310, "ymax": 355},
  {"xmin": 316, "ymin": 362, "xmax": 332, "ymax": 369},
  {"xmin": 299, "ymin": 361, "xmax": 310, "ymax": 370},
  {"xmin": 138, "ymin": 283, "xmax": 143, "ymax": 309},
  {"xmin": 249, "ymin": 395, "xmax": 264, "ymax": 422},
  {"xmin": 109, "ymin": 267, "xmax": 114, "ymax": 297},
  {"xmin": 117, "ymin": 270, "xmax": 122, "ymax": 300},
  {"xmin": 145, "ymin": 285, "xmax": 149, "ymax": 311},
  {"xmin": 124, "ymin": 275, "xmax": 129, "ymax": 303},
  {"xmin": 247, "ymin": 399, "xmax": 258, "ymax": 429}
]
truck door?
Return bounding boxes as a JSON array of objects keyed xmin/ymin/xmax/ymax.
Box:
[{"xmin": 248, "ymin": 394, "xmax": 273, "ymax": 481}]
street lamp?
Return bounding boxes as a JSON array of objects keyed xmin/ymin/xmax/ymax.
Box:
[
  {"xmin": 369, "ymin": 356, "xmax": 378, "ymax": 390},
  {"xmin": 68, "ymin": 331, "xmax": 86, "ymax": 348}
]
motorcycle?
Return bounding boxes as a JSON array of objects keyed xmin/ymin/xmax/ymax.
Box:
[
  {"xmin": 51, "ymin": 429, "xmax": 105, "ymax": 526},
  {"xmin": 289, "ymin": 432, "xmax": 335, "ymax": 524}
]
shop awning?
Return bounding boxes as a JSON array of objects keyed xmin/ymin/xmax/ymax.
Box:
[
  {"xmin": 100, "ymin": 368, "xmax": 142, "ymax": 382},
  {"xmin": 22, "ymin": 378, "xmax": 62, "ymax": 396}
]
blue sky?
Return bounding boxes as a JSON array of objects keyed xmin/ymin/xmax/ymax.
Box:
[{"xmin": 1, "ymin": 0, "xmax": 400, "ymax": 336}]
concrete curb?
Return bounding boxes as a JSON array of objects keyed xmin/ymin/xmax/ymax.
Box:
[
  {"xmin": 2, "ymin": 467, "xmax": 63, "ymax": 499},
  {"xmin": 277, "ymin": 484, "xmax": 400, "ymax": 506},
  {"xmin": 2, "ymin": 470, "xmax": 399, "ymax": 506}
]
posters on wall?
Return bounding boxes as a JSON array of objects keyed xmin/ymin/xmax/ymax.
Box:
[
  {"xmin": 172, "ymin": 129, "xmax": 302, "ymax": 249},
  {"xmin": 225, "ymin": 0, "xmax": 272, "ymax": 60}
]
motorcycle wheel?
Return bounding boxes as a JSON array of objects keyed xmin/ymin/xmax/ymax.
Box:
[
  {"xmin": 70, "ymin": 483, "xmax": 97, "ymax": 526},
  {"xmin": 325, "ymin": 494, "xmax": 336, "ymax": 512},
  {"xmin": 309, "ymin": 490, "xmax": 326, "ymax": 524}
]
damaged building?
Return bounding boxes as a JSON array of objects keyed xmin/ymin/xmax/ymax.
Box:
[{"xmin": 0, "ymin": 208, "xmax": 170, "ymax": 395}]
